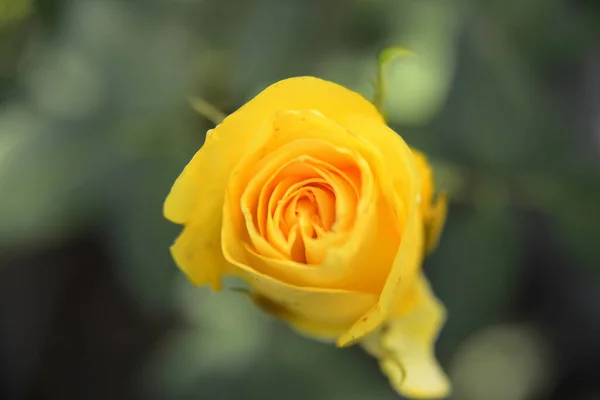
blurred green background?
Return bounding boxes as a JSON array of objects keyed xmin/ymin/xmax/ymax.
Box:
[{"xmin": 1, "ymin": 0, "xmax": 599, "ymax": 399}]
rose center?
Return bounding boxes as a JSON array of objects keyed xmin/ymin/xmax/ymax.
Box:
[
  {"xmin": 263, "ymin": 159, "xmax": 358, "ymax": 264},
  {"xmin": 280, "ymin": 183, "xmax": 335, "ymax": 240},
  {"xmin": 243, "ymin": 144, "xmax": 362, "ymax": 265}
]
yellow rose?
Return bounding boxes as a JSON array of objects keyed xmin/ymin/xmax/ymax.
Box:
[{"xmin": 164, "ymin": 77, "xmax": 450, "ymax": 399}]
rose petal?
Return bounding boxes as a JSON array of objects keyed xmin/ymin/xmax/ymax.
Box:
[
  {"xmin": 426, "ymin": 192, "xmax": 448, "ymax": 253},
  {"xmin": 233, "ymin": 264, "xmax": 378, "ymax": 339},
  {"xmin": 411, "ymin": 150, "xmax": 448, "ymax": 253},
  {"xmin": 361, "ymin": 275, "xmax": 450, "ymax": 399},
  {"xmin": 170, "ymin": 222, "xmax": 225, "ymax": 289}
]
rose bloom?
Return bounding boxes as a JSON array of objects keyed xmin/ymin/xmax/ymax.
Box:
[{"xmin": 164, "ymin": 77, "xmax": 449, "ymax": 399}]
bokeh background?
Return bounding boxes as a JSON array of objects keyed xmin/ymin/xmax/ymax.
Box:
[{"xmin": 1, "ymin": 0, "xmax": 599, "ymax": 399}]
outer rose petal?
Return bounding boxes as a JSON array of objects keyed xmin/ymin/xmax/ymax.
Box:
[
  {"xmin": 164, "ymin": 77, "xmax": 383, "ymax": 288},
  {"xmin": 412, "ymin": 150, "xmax": 448, "ymax": 253},
  {"xmin": 232, "ymin": 267, "xmax": 378, "ymax": 339},
  {"xmin": 170, "ymin": 221, "xmax": 225, "ymax": 290},
  {"xmin": 412, "ymin": 150, "xmax": 435, "ymax": 219},
  {"xmin": 362, "ymin": 274, "xmax": 450, "ymax": 399},
  {"xmin": 425, "ymin": 192, "xmax": 447, "ymax": 253}
]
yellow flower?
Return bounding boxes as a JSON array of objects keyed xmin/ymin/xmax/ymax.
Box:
[{"xmin": 164, "ymin": 77, "xmax": 450, "ymax": 399}]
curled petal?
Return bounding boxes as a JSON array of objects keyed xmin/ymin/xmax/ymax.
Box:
[{"xmin": 361, "ymin": 275, "xmax": 450, "ymax": 399}]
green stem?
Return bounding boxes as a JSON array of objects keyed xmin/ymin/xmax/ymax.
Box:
[{"xmin": 189, "ymin": 96, "xmax": 226, "ymax": 125}]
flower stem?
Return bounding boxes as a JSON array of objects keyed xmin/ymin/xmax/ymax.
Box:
[{"xmin": 189, "ymin": 96, "xmax": 226, "ymax": 125}]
